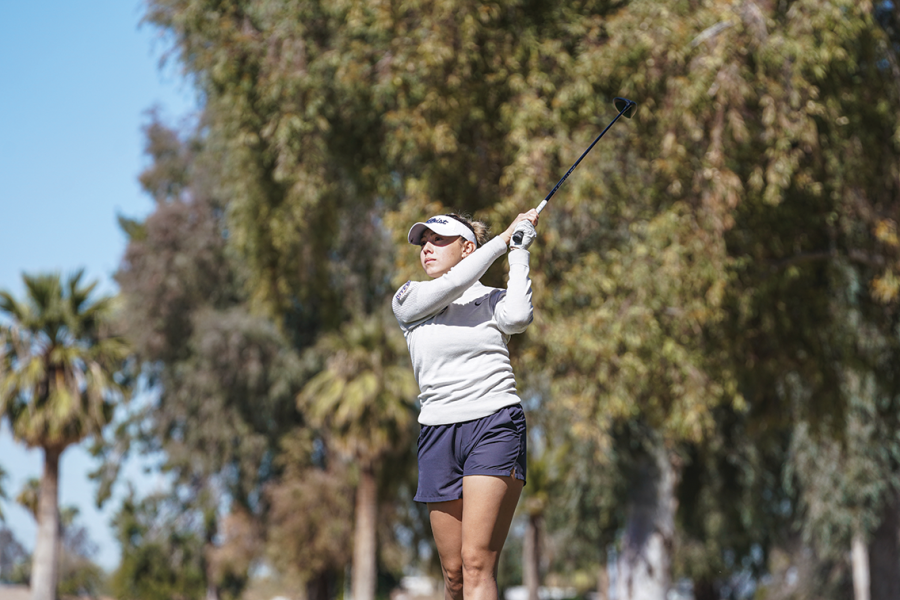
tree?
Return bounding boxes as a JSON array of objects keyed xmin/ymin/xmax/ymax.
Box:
[
  {"xmin": 673, "ymin": 406, "xmax": 789, "ymax": 598},
  {"xmin": 110, "ymin": 490, "xmax": 207, "ymax": 600},
  {"xmin": 787, "ymin": 337, "xmax": 900, "ymax": 599},
  {"xmin": 56, "ymin": 507, "xmax": 105, "ymax": 599},
  {"xmin": 0, "ymin": 464, "xmax": 5, "ymax": 521},
  {"xmin": 0, "ymin": 526, "xmax": 30, "ymax": 585},
  {"xmin": 112, "ymin": 113, "xmax": 312, "ymax": 600},
  {"xmin": 263, "ymin": 432, "xmax": 355, "ymax": 600},
  {"xmin": 139, "ymin": 0, "xmax": 900, "ymax": 596},
  {"xmin": 15, "ymin": 478, "xmax": 39, "ymax": 519},
  {"xmin": 15, "ymin": 479, "xmax": 106, "ymax": 598},
  {"xmin": 515, "ymin": 0, "xmax": 900, "ymax": 594},
  {"xmin": 137, "ymin": 1, "xmax": 633, "ymax": 587},
  {"xmin": 522, "ymin": 449, "xmax": 549, "ymax": 600},
  {"xmin": 0, "ymin": 271, "xmax": 129, "ymax": 600},
  {"xmin": 298, "ymin": 312, "xmax": 418, "ymax": 600}
]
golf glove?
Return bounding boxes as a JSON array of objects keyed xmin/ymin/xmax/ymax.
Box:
[{"xmin": 510, "ymin": 220, "xmax": 536, "ymax": 250}]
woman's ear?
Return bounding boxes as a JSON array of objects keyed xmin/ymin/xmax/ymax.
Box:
[{"xmin": 461, "ymin": 240, "xmax": 476, "ymax": 257}]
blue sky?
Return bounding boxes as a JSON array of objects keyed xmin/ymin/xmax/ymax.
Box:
[{"xmin": 0, "ymin": 0, "xmax": 196, "ymax": 571}]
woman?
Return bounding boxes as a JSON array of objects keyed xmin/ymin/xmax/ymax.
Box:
[{"xmin": 392, "ymin": 210, "xmax": 539, "ymax": 600}]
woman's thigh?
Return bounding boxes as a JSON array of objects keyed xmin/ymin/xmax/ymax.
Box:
[
  {"xmin": 429, "ymin": 475, "xmax": 523, "ymax": 570},
  {"xmin": 430, "ymin": 499, "xmax": 464, "ymax": 571},
  {"xmin": 461, "ymin": 475, "xmax": 524, "ymax": 564}
]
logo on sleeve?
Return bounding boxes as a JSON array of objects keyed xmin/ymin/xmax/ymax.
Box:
[{"xmin": 395, "ymin": 281, "xmax": 412, "ymax": 302}]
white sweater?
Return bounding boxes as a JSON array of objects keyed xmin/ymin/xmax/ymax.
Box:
[{"xmin": 392, "ymin": 236, "xmax": 533, "ymax": 425}]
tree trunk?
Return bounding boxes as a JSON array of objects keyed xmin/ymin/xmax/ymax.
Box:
[
  {"xmin": 523, "ymin": 513, "xmax": 542, "ymax": 600},
  {"xmin": 351, "ymin": 465, "xmax": 378, "ymax": 600},
  {"xmin": 869, "ymin": 490, "xmax": 900, "ymax": 600},
  {"xmin": 202, "ymin": 507, "xmax": 220, "ymax": 600},
  {"xmin": 306, "ymin": 569, "xmax": 340, "ymax": 600},
  {"xmin": 615, "ymin": 443, "xmax": 678, "ymax": 600},
  {"xmin": 205, "ymin": 583, "xmax": 220, "ymax": 600},
  {"xmin": 596, "ymin": 558, "xmax": 609, "ymax": 600},
  {"xmin": 31, "ymin": 446, "xmax": 62, "ymax": 600},
  {"xmin": 851, "ymin": 531, "xmax": 870, "ymax": 600},
  {"xmin": 692, "ymin": 579, "xmax": 717, "ymax": 600}
]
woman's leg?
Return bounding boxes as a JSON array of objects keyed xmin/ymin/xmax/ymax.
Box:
[
  {"xmin": 429, "ymin": 499, "xmax": 465, "ymax": 600},
  {"xmin": 460, "ymin": 475, "xmax": 524, "ymax": 600}
]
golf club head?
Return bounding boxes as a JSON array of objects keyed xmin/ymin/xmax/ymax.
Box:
[{"xmin": 614, "ymin": 97, "xmax": 637, "ymax": 118}]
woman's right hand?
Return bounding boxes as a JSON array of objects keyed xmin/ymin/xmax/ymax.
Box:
[{"xmin": 500, "ymin": 209, "xmax": 540, "ymax": 245}]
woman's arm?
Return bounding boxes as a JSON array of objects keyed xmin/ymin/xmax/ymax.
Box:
[
  {"xmin": 494, "ymin": 248, "xmax": 533, "ymax": 334},
  {"xmin": 392, "ymin": 236, "xmax": 507, "ymax": 325}
]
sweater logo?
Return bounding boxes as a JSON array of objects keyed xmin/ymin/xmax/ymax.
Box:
[{"xmin": 396, "ymin": 280, "xmax": 412, "ymax": 302}]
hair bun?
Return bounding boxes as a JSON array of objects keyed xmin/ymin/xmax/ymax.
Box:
[{"xmin": 445, "ymin": 213, "xmax": 490, "ymax": 247}]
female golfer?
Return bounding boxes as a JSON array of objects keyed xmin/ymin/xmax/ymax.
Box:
[{"xmin": 392, "ymin": 210, "xmax": 539, "ymax": 600}]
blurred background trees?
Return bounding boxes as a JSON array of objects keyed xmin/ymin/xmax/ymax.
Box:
[
  {"xmin": 3, "ymin": 0, "xmax": 898, "ymax": 599},
  {"xmin": 120, "ymin": 0, "xmax": 900, "ymax": 598},
  {"xmin": 0, "ymin": 526, "xmax": 31, "ymax": 586}
]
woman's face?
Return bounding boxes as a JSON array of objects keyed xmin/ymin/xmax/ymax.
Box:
[{"xmin": 419, "ymin": 228, "xmax": 475, "ymax": 278}]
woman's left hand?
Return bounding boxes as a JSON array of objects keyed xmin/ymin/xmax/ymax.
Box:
[{"xmin": 500, "ymin": 209, "xmax": 540, "ymax": 245}]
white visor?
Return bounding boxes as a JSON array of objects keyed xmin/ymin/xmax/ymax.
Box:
[{"xmin": 407, "ymin": 215, "xmax": 476, "ymax": 245}]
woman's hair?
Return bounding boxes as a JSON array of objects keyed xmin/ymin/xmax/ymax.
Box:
[{"xmin": 445, "ymin": 213, "xmax": 490, "ymax": 247}]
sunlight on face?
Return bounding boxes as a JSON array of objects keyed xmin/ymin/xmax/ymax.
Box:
[{"xmin": 419, "ymin": 229, "xmax": 475, "ymax": 278}]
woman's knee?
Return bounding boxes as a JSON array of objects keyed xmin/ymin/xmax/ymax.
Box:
[
  {"xmin": 460, "ymin": 546, "xmax": 498, "ymax": 580},
  {"xmin": 441, "ymin": 562, "xmax": 464, "ymax": 597}
]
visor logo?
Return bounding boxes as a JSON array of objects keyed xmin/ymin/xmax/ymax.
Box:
[{"xmin": 426, "ymin": 217, "xmax": 449, "ymax": 225}]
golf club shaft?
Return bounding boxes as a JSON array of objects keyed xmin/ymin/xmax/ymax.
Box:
[
  {"xmin": 513, "ymin": 98, "xmax": 635, "ymax": 244},
  {"xmin": 539, "ymin": 99, "xmax": 634, "ymax": 213}
]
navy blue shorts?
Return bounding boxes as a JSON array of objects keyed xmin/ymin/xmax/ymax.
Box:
[{"xmin": 414, "ymin": 404, "xmax": 527, "ymax": 503}]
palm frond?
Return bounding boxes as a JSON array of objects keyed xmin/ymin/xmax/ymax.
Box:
[
  {"xmin": 0, "ymin": 290, "xmax": 28, "ymax": 323},
  {"xmin": 299, "ymin": 371, "xmax": 347, "ymax": 423},
  {"xmin": 334, "ymin": 373, "xmax": 379, "ymax": 427},
  {"xmin": 0, "ymin": 271, "xmax": 132, "ymax": 449}
]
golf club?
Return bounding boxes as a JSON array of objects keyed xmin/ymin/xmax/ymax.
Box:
[{"xmin": 513, "ymin": 97, "xmax": 636, "ymax": 245}]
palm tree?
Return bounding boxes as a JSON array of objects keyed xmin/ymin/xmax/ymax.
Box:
[
  {"xmin": 15, "ymin": 477, "xmax": 40, "ymax": 520},
  {"xmin": 0, "ymin": 463, "xmax": 7, "ymax": 521},
  {"xmin": 0, "ymin": 271, "xmax": 129, "ymax": 600},
  {"xmin": 298, "ymin": 312, "xmax": 418, "ymax": 600}
]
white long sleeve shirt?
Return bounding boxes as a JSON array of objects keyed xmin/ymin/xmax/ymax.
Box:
[{"xmin": 392, "ymin": 236, "xmax": 533, "ymax": 425}]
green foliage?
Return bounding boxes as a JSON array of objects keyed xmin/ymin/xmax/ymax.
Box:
[
  {"xmin": 109, "ymin": 112, "xmax": 316, "ymax": 598},
  {"xmin": 9, "ymin": 485, "xmax": 107, "ymax": 596},
  {"xmin": 264, "ymin": 435, "xmax": 354, "ymax": 591},
  {"xmin": 57, "ymin": 507, "xmax": 106, "ymax": 598},
  {"xmin": 296, "ymin": 311, "xmax": 418, "ymax": 598},
  {"xmin": 0, "ymin": 271, "xmax": 130, "ymax": 450},
  {"xmin": 0, "ymin": 526, "xmax": 30, "ymax": 584},
  {"xmin": 787, "ymin": 366, "xmax": 900, "ymax": 559},
  {"xmin": 0, "ymin": 464, "xmax": 6, "ymax": 521},
  {"xmin": 116, "ymin": 122, "xmax": 238, "ymax": 365},
  {"xmin": 0, "ymin": 271, "xmax": 127, "ymax": 600},
  {"xmin": 674, "ymin": 407, "xmax": 789, "ymax": 585},
  {"xmin": 134, "ymin": 0, "xmax": 900, "ymax": 593},
  {"xmin": 110, "ymin": 492, "xmax": 207, "ymax": 600},
  {"xmin": 115, "ymin": 114, "xmax": 308, "ymax": 504},
  {"xmin": 298, "ymin": 311, "xmax": 418, "ymax": 467},
  {"xmin": 15, "ymin": 477, "xmax": 39, "ymax": 520}
]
